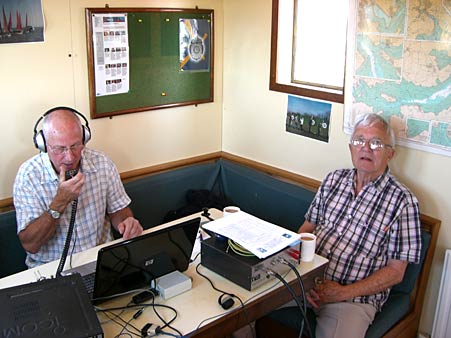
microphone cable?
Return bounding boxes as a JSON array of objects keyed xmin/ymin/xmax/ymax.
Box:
[
  {"xmin": 56, "ymin": 198, "xmax": 78, "ymax": 277},
  {"xmin": 56, "ymin": 169, "xmax": 79, "ymax": 277}
]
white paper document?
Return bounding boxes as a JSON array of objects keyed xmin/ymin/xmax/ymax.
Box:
[
  {"xmin": 203, "ymin": 211, "xmax": 301, "ymax": 259},
  {"xmin": 91, "ymin": 13, "xmax": 130, "ymax": 96}
]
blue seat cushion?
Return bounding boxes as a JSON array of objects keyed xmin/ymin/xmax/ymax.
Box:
[
  {"xmin": 365, "ymin": 292, "xmax": 410, "ymax": 338},
  {"xmin": 266, "ymin": 306, "xmax": 314, "ymax": 336}
]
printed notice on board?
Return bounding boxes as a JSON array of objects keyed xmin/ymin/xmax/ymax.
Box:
[{"xmin": 91, "ymin": 13, "xmax": 129, "ymax": 96}]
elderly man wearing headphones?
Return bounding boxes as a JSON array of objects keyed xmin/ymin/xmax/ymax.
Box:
[{"xmin": 13, "ymin": 107, "xmax": 143, "ymax": 269}]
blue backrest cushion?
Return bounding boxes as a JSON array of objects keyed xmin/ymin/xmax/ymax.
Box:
[
  {"xmin": 124, "ymin": 162, "xmax": 221, "ymax": 229},
  {"xmin": 0, "ymin": 210, "xmax": 27, "ymax": 278},
  {"xmin": 219, "ymin": 159, "xmax": 316, "ymax": 232},
  {"xmin": 391, "ymin": 229, "xmax": 430, "ymax": 294}
]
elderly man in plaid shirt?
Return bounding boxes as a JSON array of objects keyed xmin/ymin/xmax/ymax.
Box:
[
  {"xmin": 14, "ymin": 108, "xmax": 143, "ymax": 268},
  {"xmin": 299, "ymin": 113, "xmax": 421, "ymax": 338}
]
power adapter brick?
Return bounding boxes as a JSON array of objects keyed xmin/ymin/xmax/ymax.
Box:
[{"xmin": 155, "ymin": 271, "xmax": 192, "ymax": 300}]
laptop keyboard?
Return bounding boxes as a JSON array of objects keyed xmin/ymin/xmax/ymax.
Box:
[{"xmin": 81, "ymin": 272, "xmax": 95, "ymax": 297}]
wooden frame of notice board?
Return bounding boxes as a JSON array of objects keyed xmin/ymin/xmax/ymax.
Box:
[{"xmin": 85, "ymin": 7, "xmax": 214, "ymax": 119}]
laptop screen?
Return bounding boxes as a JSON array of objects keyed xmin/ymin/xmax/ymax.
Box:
[{"xmin": 93, "ymin": 217, "xmax": 200, "ymax": 301}]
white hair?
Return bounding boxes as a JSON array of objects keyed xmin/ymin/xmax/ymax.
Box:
[{"xmin": 351, "ymin": 113, "xmax": 396, "ymax": 147}]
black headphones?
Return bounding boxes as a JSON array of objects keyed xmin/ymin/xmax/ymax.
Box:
[
  {"xmin": 33, "ymin": 106, "xmax": 91, "ymax": 153},
  {"xmin": 218, "ymin": 293, "xmax": 235, "ymax": 310}
]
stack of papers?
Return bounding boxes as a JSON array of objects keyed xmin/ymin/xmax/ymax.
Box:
[{"xmin": 203, "ymin": 211, "xmax": 301, "ymax": 259}]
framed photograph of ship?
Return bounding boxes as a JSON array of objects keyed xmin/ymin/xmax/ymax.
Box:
[{"xmin": 0, "ymin": 0, "xmax": 44, "ymax": 44}]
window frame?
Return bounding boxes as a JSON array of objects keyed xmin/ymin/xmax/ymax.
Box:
[{"xmin": 269, "ymin": 0, "xmax": 345, "ymax": 103}]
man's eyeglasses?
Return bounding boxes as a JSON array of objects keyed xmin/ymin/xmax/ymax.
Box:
[
  {"xmin": 48, "ymin": 143, "xmax": 84, "ymax": 155},
  {"xmin": 350, "ymin": 137, "xmax": 392, "ymax": 151}
]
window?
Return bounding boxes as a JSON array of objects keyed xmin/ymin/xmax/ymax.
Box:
[{"xmin": 270, "ymin": 0, "xmax": 349, "ymax": 103}]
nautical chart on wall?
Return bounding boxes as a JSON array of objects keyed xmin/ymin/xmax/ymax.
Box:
[{"xmin": 344, "ymin": 0, "xmax": 451, "ymax": 156}]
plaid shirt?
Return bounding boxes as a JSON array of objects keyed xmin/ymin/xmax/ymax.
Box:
[
  {"xmin": 14, "ymin": 148, "xmax": 131, "ymax": 268},
  {"xmin": 305, "ymin": 168, "xmax": 421, "ymax": 311}
]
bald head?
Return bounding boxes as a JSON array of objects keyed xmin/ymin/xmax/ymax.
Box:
[
  {"xmin": 42, "ymin": 109, "xmax": 83, "ymax": 141},
  {"xmin": 41, "ymin": 109, "xmax": 86, "ymax": 174}
]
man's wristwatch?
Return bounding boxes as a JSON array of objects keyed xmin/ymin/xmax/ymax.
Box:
[{"xmin": 47, "ymin": 208, "xmax": 61, "ymax": 220}]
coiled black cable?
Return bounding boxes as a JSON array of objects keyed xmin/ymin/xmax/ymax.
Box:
[
  {"xmin": 56, "ymin": 169, "xmax": 79, "ymax": 277},
  {"xmin": 56, "ymin": 198, "xmax": 78, "ymax": 277}
]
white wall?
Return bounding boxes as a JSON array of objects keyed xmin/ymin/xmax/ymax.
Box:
[
  {"xmin": 0, "ymin": 0, "xmax": 75, "ymax": 199},
  {"xmin": 222, "ymin": 0, "xmax": 451, "ymax": 335},
  {"xmin": 0, "ymin": 0, "xmax": 223, "ymax": 199}
]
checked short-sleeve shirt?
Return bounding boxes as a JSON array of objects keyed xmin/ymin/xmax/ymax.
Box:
[
  {"xmin": 14, "ymin": 148, "xmax": 131, "ymax": 268},
  {"xmin": 305, "ymin": 168, "xmax": 421, "ymax": 311}
]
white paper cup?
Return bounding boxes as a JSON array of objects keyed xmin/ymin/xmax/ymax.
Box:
[
  {"xmin": 300, "ymin": 232, "xmax": 316, "ymax": 262},
  {"xmin": 223, "ymin": 206, "xmax": 240, "ymax": 217}
]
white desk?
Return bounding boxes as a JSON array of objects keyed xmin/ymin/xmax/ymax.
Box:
[{"xmin": 0, "ymin": 209, "xmax": 328, "ymax": 338}]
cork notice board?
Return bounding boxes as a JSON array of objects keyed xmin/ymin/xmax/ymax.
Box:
[{"xmin": 85, "ymin": 7, "xmax": 214, "ymax": 119}]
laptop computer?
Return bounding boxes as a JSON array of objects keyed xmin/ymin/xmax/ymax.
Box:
[{"xmin": 63, "ymin": 217, "xmax": 201, "ymax": 304}]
